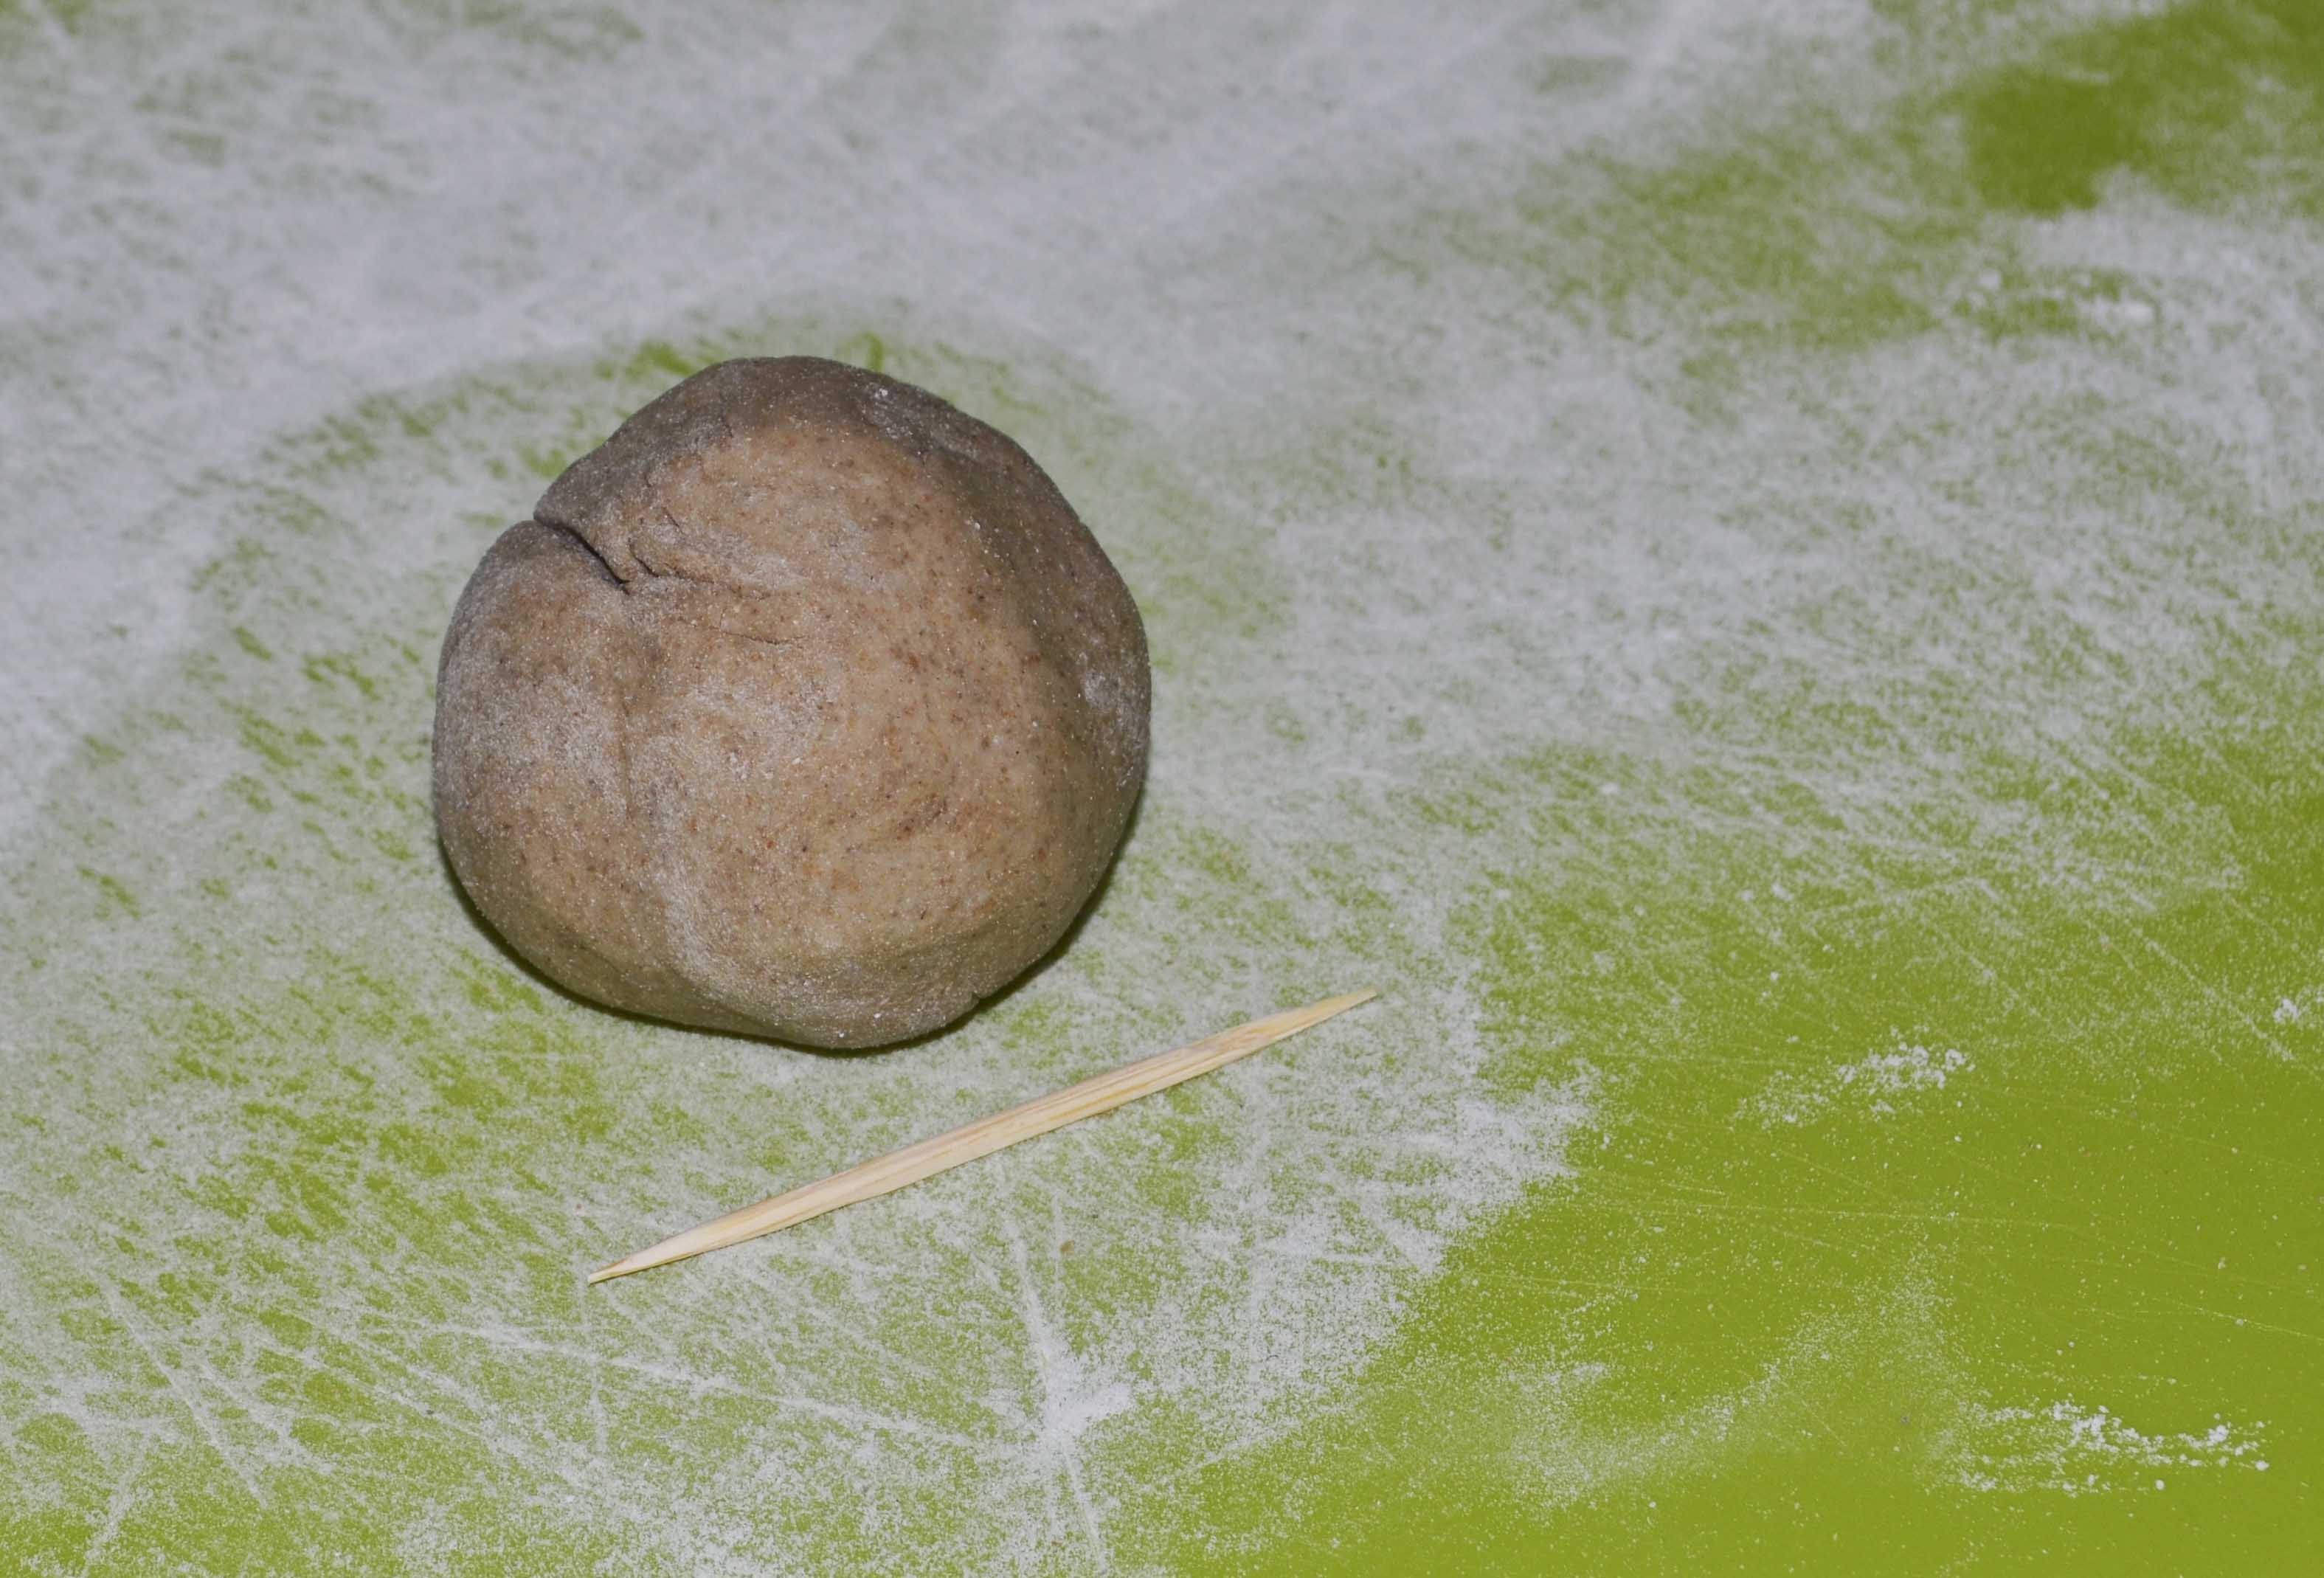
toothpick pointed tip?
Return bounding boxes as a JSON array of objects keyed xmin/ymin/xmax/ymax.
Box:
[
  {"xmin": 589, "ymin": 1237, "xmax": 690, "ymax": 1285},
  {"xmin": 591, "ymin": 1213, "xmax": 744, "ymax": 1285},
  {"xmin": 1279, "ymin": 987, "xmax": 1379, "ymax": 1027}
]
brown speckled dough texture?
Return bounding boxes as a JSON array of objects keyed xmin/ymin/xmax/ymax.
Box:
[{"xmin": 432, "ymin": 357, "xmax": 1149, "ymax": 1048}]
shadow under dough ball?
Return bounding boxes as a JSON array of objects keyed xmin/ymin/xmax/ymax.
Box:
[{"xmin": 432, "ymin": 357, "xmax": 1150, "ymax": 1048}]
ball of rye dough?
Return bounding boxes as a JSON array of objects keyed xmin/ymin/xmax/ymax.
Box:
[{"xmin": 432, "ymin": 356, "xmax": 1149, "ymax": 1048}]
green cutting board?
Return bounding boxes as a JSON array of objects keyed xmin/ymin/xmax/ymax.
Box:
[{"xmin": 4, "ymin": 1, "xmax": 2318, "ymax": 1570}]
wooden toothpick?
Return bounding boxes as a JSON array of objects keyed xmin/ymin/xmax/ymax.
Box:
[{"xmin": 589, "ymin": 988, "xmax": 1378, "ymax": 1284}]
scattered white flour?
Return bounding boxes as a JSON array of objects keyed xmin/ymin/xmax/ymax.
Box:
[
  {"xmin": 1746, "ymin": 1037, "xmax": 1971, "ymax": 1127},
  {"xmin": 1953, "ymin": 1400, "xmax": 2272, "ymax": 1495}
]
